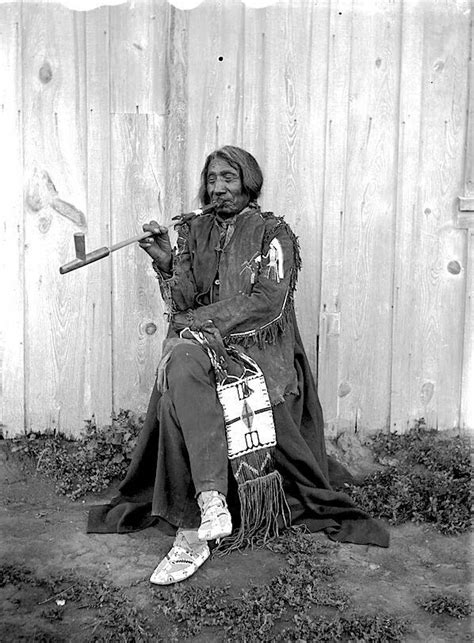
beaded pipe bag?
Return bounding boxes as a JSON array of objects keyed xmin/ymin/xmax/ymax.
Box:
[{"xmin": 186, "ymin": 329, "xmax": 291, "ymax": 552}]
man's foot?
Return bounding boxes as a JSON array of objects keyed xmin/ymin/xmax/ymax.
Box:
[
  {"xmin": 198, "ymin": 490, "xmax": 233, "ymax": 541},
  {"xmin": 149, "ymin": 529, "xmax": 210, "ymax": 585}
]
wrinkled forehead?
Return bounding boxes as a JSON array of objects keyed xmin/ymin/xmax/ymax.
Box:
[{"xmin": 207, "ymin": 156, "xmax": 241, "ymax": 177}]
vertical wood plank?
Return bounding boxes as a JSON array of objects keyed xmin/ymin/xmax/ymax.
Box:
[
  {"xmin": 391, "ymin": 0, "xmax": 470, "ymax": 431},
  {"xmin": 418, "ymin": 1, "xmax": 469, "ymax": 430},
  {"xmin": 165, "ymin": 4, "xmax": 190, "ymax": 219},
  {"xmin": 390, "ymin": 0, "xmax": 425, "ymax": 432},
  {"xmin": 318, "ymin": 0, "xmax": 354, "ymax": 432},
  {"xmin": 289, "ymin": 2, "xmax": 330, "ymax": 372},
  {"xmin": 108, "ymin": 1, "xmax": 169, "ymax": 415},
  {"xmin": 22, "ymin": 4, "xmax": 89, "ymax": 435},
  {"xmin": 338, "ymin": 0, "xmax": 401, "ymax": 435},
  {"xmin": 294, "ymin": 1, "xmax": 329, "ymax": 373},
  {"xmin": 459, "ymin": 11, "xmax": 473, "ymax": 433},
  {"xmin": 239, "ymin": 7, "xmax": 270, "ymax": 167},
  {"xmin": 461, "ymin": 231, "xmax": 474, "ymax": 432},
  {"xmin": 84, "ymin": 7, "xmax": 113, "ymax": 427},
  {"xmin": 109, "ymin": 0, "xmax": 168, "ymax": 115},
  {"xmin": 184, "ymin": 0, "xmax": 244, "ymax": 206},
  {"xmin": 0, "ymin": 3, "xmax": 24, "ymax": 435},
  {"xmin": 111, "ymin": 113, "xmax": 167, "ymax": 412}
]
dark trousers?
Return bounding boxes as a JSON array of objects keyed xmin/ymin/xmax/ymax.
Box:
[{"xmin": 151, "ymin": 343, "xmax": 228, "ymax": 529}]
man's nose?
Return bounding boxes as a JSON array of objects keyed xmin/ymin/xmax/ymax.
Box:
[{"xmin": 213, "ymin": 178, "xmax": 227, "ymax": 194}]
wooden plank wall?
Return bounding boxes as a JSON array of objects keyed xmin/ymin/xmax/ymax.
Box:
[
  {"xmin": 0, "ymin": 3, "xmax": 24, "ymax": 432},
  {"xmin": 390, "ymin": 0, "xmax": 470, "ymax": 432},
  {"xmin": 459, "ymin": 10, "xmax": 474, "ymax": 433},
  {"xmin": 0, "ymin": 0, "xmax": 471, "ymax": 438}
]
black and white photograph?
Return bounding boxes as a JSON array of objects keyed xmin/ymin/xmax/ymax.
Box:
[{"xmin": 0, "ymin": 0, "xmax": 472, "ymax": 640}]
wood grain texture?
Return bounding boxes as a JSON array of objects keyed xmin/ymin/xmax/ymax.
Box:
[
  {"xmin": 22, "ymin": 5, "xmax": 89, "ymax": 434},
  {"xmin": 0, "ymin": 3, "xmax": 24, "ymax": 435},
  {"xmin": 420, "ymin": 1, "xmax": 469, "ymax": 430},
  {"xmin": 390, "ymin": 0, "xmax": 425, "ymax": 432},
  {"xmin": 391, "ymin": 0, "xmax": 470, "ymax": 431},
  {"xmin": 109, "ymin": 0, "xmax": 168, "ymax": 114},
  {"xmin": 239, "ymin": 6, "xmax": 267, "ymax": 166},
  {"xmin": 288, "ymin": 2, "xmax": 330, "ymax": 373},
  {"xmin": 338, "ymin": 0, "xmax": 401, "ymax": 435},
  {"xmin": 184, "ymin": 0, "xmax": 244, "ymax": 205},
  {"xmin": 318, "ymin": 0, "xmax": 354, "ymax": 433},
  {"xmin": 84, "ymin": 7, "xmax": 113, "ymax": 427},
  {"xmin": 459, "ymin": 8, "xmax": 473, "ymax": 433},
  {"xmin": 165, "ymin": 4, "xmax": 190, "ymax": 221},
  {"xmin": 463, "ymin": 4, "xmax": 474, "ymax": 198},
  {"xmin": 111, "ymin": 113, "xmax": 167, "ymax": 412},
  {"xmin": 461, "ymin": 230, "xmax": 473, "ymax": 432},
  {"xmin": 2, "ymin": 0, "xmax": 471, "ymax": 436}
]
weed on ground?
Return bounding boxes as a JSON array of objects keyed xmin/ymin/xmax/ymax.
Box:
[
  {"xmin": 419, "ymin": 592, "xmax": 472, "ymax": 619},
  {"xmin": 278, "ymin": 612, "xmax": 410, "ymax": 642},
  {"xmin": 3, "ymin": 420, "xmax": 472, "ymax": 640},
  {"xmin": 0, "ymin": 562, "xmax": 154, "ymax": 642},
  {"xmin": 6, "ymin": 417, "xmax": 471, "ymax": 535},
  {"xmin": 1, "ymin": 530, "xmax": 416, "ymax": 642},
  {"xmin": 344, "ymin": 422, "xmax": 471, "ymax": 535},
  {"xmin": 5, "ymin": 410, "xmax": 143, "ymax": 500},
  {"xmin": 152, "ymin": 529, "xmax": 410, "ymax": 641}
]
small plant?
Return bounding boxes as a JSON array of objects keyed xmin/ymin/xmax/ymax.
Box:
[
  {"xmin": 345, "ymin": 422, "xmax": 471, "ymax": 534},
  {"xmin": 279, "ymin": 612, "xmax": 409, "ymax": 642},
  {"xmin": 420, "ymin": 592, "xmax": 472, "ymax": 619},
  {"xmin": 0, "ymin": 564, "xmax": 38, "ymax": 587},
  {"xmin": 6, "ymin": 409, "xmax": 144, "ymax": 500},
  {"xmin": 40, "ymin": 604, "xmax": 65, "ymax": 622}
]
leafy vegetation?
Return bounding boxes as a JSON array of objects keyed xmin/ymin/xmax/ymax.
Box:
[
  {"xmin": 0, "ymin": 563, "xmax": 154, "ymax": 641},
  {"xmin": 279, "ymin": 613, "xmax": 410, "ymax": 642},
  {"xmin": 3, "ymin": 418, "xmax": 471, "ymax": 640},
  {"xmin": 6, "ymin": 410, "xmax": 143, "ymax": 500},
  {"xmin": 6, "ymin": 414, "xmax": 470, "ymax": 536},
  {"xmin": 0, "ymin": 533, "xmax": 411, "ymax": 642},
  {"xmin": 152, "ymin": 529, "xmax": 409, "ymax": 641},
  {"xmin": 419, "ymin": 592, "xmax": 472, "ymax": 619},
  {"xmin": 344, "ymin": 421, "xmax": 471, "ymax": 535}
]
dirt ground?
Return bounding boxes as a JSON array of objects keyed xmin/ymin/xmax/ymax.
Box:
[{"xmin": 0, "ymin": 441, "xmax": 472, "ymax": 642}]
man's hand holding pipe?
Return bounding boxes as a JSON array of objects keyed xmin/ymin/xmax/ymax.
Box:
[{"xmin": 139, "ymin": 221, "xmax": 173, "ymax": 273}]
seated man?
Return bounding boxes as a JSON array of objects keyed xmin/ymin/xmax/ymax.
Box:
[{"xmin": 88, "ymin": 145, "xmax": 388, "ymax": 585}]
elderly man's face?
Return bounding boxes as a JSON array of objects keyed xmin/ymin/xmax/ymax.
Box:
[{"xmin": 207, "ymin": 158, "xmax": 250, "ymax": 217}]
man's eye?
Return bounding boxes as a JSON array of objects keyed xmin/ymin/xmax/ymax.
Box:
[{"xmin": 207, "ymin": 173, "xmax": 237, "ymax": 185}]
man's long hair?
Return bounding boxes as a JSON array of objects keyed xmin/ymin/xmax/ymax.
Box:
[{"xmin": 198, "ymin": 146, "xmax": 263, "ymax": 205}]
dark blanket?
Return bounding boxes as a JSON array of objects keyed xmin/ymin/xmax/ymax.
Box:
[{"xmin": 87, "ymin": 325, "xmax": 389, "ymax": 548}]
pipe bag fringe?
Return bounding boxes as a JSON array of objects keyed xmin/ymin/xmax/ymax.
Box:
[{"xmin": 213, "ymin": 349, "xmax": 291, "ymax": 553}]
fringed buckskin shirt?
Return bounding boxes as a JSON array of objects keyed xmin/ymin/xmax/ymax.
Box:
[{"xmin": 155, "ymin": 203, "xmax": 302, "ymax": 405}]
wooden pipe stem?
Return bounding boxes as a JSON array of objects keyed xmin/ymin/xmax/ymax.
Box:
[{"xmin": 110, "ymin": 230, "xmax": 153, "ymax": 252}]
